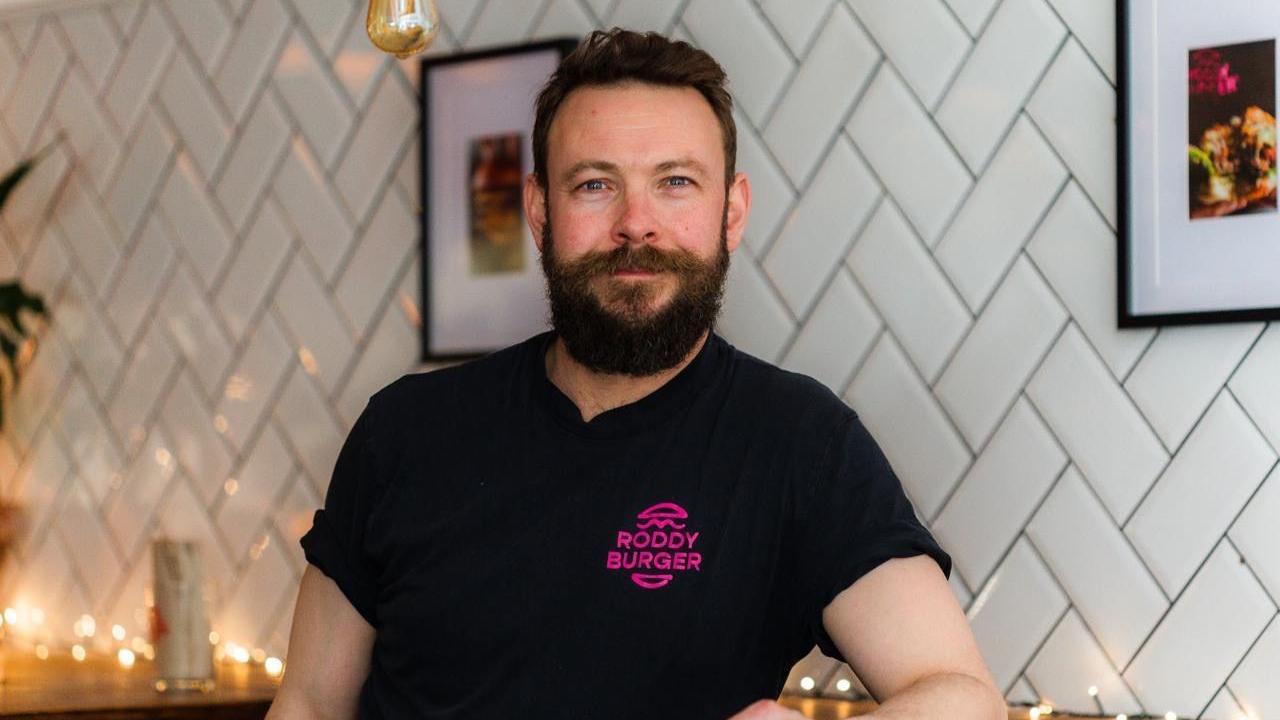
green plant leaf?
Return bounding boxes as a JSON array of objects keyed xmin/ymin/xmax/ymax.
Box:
[{"xmin": 0, "ymin": 134, "xmax": 63, "ymax": 214}]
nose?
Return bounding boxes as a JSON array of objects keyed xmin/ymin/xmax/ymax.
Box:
[{"xmin": 612, "ymin": 190, "xmax": 659, "ymax": 246}]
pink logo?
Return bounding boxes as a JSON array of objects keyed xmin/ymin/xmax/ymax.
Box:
[{"xmin": 605, "ymin": 501, "xmax": 703, "ymax": 590}]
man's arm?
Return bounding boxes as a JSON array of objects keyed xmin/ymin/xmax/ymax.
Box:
[
  {"xmin": 266, "ymin": 565, "xmax": 376, "ymax": 720},
  {"xmin": 822, "ymin": 554, "xmax": 1006, "ymax": 719}
]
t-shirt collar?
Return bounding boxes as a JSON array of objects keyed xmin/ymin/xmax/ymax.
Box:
[{"xmin": 533, "ymin": 329, "xmax": 724, "ymax": 440}]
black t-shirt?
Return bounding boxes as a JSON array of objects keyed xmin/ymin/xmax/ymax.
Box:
[{"xmin": 300, "ymin": 331, "xmax": 951, "ymax": 719}]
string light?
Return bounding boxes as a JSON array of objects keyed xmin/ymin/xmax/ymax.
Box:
[
  {"xmin": 799, "ymin": 676, "xmax": 815, "ymax": 691},
  {"xmin": 71, "ymin": 644, "xmax": 86, "ymax": 662},
  {"xmin": 117, "ymin": 648, "xmax": 136, "ymax": 669},
  {"xmin": 111, "ymin": 624, "xmax": 126, "ymax": 641},
  {"xmin": 264, "ymin": 657, "xmax": 284, "ymax": 677},
  {"xmin": 835, "ymin": 678, "xmax": 851, "ymax": 693}
]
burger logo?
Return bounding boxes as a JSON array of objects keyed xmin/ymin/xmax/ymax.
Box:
[{"xmin": 605, "ymin": 501, "xmax": 703, "ymax": 590}]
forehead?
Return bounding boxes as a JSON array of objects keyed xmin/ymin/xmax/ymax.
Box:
[{"xmin": 547, "ymin": 83, "xmax": 724, "ymax": 173}]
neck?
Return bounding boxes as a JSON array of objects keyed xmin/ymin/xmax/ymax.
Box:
[{"xmin": 544, "ymin": 330, "xmax": 710, "ymax": 423}]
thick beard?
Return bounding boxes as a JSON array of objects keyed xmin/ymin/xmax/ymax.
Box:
[{"xmin": 540, "ymin": 209, "xmax": 730, "ymax": 377}]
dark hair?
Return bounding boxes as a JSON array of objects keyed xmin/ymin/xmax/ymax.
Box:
[{"xmin": 532, "ymin": 28, "xmax": 736, "ymax": 189}]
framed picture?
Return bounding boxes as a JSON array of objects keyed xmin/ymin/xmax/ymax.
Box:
[
  {"xmin": 1118, "ymin": 0, "xmax": 1280, "ymax": 326},
  {"xmin": 420, "ymin": 38, "xmax": 577, "ymax": 361}
]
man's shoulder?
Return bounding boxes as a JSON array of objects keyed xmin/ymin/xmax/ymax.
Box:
[
  {"xmin": 368, "ymin": 334, "xmax": 543, "ymax": 418},
  {"xmin": 718, "ymin": 335, "xmax": 854, "ymax": 425}
]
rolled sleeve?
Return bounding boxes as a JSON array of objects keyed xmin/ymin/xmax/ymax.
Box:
[
  {"xmin": 299, "ymin": 398, "xmax": 384, "ymax": 627},
  {"xmin": 795, "ymin": 412, "xmax": 953, "ymax": 663}
]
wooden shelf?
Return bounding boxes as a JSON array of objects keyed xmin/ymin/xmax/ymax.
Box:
[{"xmin": 0, "ymin": 653, "xmax": 274, "ymax": 719}]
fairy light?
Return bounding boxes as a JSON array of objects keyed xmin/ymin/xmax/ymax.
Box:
[
  {"xmin": 1088, "ymin": 686, "xmax": 1099, "ymax": 697},
  {"xmin": 251, "ymin": 647, "xmax": 267, "ymax": 663},
  {"xmin": 112, "ymin": 624, "xmax": 126, "ymax": 641},
  {"xmin": 71, "ymin": 644, "xmax": 86, "ymax": 662},
  {"xmin": 1030, "ymin": 708, "xmax": 1041, "ymax": 720},
  {"xmin": 1038, "ymin": 704, "xmax": 1054, "ymax": 715},
  {"xmin": 34, "ymin": 644, "xmax": 48, "ymax": 660},
  {"xmin": 799, "ymin": 676, "xmax": 815, "ymax": 691},
  {"xmin": 209, "ymin": 631, "xmax": 220, "ymax": 645},
  {"xmin": 131, "ymin": 636, "xmax": 146, "ymax": 653},
  {"xmin": 117, "ymin": 648, "xmax": 136, "ymax": 669},
  {"xmin": 835, "ymin": 678, "xmax": 851, "ymax": 693},
  {"xmin": 265, "ymin": 657, "xmax": 284, "ymax": 677},
  {"xmin": 4, "ymin": 607, "xmax": 16, "ymax": 625},
  {"xmin": 225, "ymin": 642, "xmax": 251, "ymax": 664},
  {"xmin": 73, "ymin": 614, "xmax": 96, "ymax": 638},
  {"xmin": 1117, "ymin": 715, "xmax": 1127, "ymax": 720},
  {"xmin": 1165, "ymin": 713, "xmax": 1177, "ymax": 720}
]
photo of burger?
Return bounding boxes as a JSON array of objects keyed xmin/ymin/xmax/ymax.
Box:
[{"xmin": 1187, "ymin": 39, "xmax": 1278, "ymax": 220}]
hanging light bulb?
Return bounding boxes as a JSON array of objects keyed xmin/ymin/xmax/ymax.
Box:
[{"xmin": 367, "ymin": 0, "xmax": 440, "ymax": 58}]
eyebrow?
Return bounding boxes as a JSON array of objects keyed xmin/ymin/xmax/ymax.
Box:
[{"xmin": 559, "ymin": 157, "xmax": 711, "ymax": 185}]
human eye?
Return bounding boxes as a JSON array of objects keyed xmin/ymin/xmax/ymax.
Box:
[
  {"xmin": 577, "ymin": 178, "xmax": 608, "ymax": 192},
  {"xmin": 663, "ymin": 176, "xmax": 694, "ymax": 188}
]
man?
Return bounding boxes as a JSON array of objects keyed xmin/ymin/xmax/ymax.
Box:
[{"xmin": 268, "ymin": 29, "xmax": 1005, "ymax": 720}]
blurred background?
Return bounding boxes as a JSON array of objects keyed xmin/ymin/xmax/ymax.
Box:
[{"xmin": 0, "ymin": 1, "xmax": 1275, "ymax": 718}]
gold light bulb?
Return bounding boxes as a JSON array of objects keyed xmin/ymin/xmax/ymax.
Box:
[{"xmin": 366, "ymin": 0, "xmax": 440, "ymax": 59}]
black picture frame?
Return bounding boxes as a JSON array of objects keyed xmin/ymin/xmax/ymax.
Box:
[
  {"xmin": 419, "ymin": 38, "xmax": 578, "ymax": 362},
  {"xmin": 1117, "ymin": 0, "xmax": 1280, "ymax": 327}
]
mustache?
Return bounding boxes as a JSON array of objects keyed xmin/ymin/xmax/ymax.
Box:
[{"xmin": 556, "ymin": 243, "xmax": 710, "ymax": 277}]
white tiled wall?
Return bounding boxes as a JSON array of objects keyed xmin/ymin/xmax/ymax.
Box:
[{"xmin": 0, "ymin": 1, "xmax": 1276, "ymax": 717}]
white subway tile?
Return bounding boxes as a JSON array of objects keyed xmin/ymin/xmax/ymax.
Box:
[
  {"xmin": 967, "ymin": 537, "xmax": 1068, "ymax": 691},
  {"xmin": 780, "ymin": 268, "xmax": 880, "ymax": 393},
  {"xmin": 214, "ymin": 0, "xmax": 289, "ymax": 122},
  {"xmin": 847, "ymin": 199, "xmax": 971, "ymax": 383},
  {"xmin": 1026, "ymin": 38, "xmax": 1116, "ymax": 227},
  {"xmin": 1025, "ymin": 610, "xmax": 1142, "ymax": 716},
  {"xmin": 1229, "ymin": 464, "xmax": 1280, "ymax": 604},
  {"xmin": 161, "ymin": 153, "xmax": 234, "ymax": 290},
  {"xmin": 1026, "ymin": 182, "xmax": 1154, "ymax": 379},
  {"xmin": 215, "ymin": 93, "xmax": 289, "ymax": 233},
  {"xmin": 847, "ymin": 64, "xmax": 972, "ymax": 245},
  {"xmin": 936, "ymin": 0, "xmax": 1064, "ymax": 171},
  {"xmin": 1228, "ymin": 617, "xmax": 1280, "ymax": 720},
  {"xmin": 215, "ymin": 312, "xmax": 293, "ymax": 454},
  {"xmin": 933, "ymin": 398, "xmax": 1065, "ymax": 590},
  {"xmin": 216, "ymin": 199, "xmax": 294, "ymax": 340},
  {"xmin": 274, "ymin": 253, "xmax": 355, "ymax": 396},
  {"xmin": 160, "ymin": 371, "xmax": 233, "ymax": 507},
  {"xmin": 1026, "ymin": 325, "xmax": 1167, "ymax": 524},
  {"xmin": 718, "ymin": 254, "xmax": 794, "ymax": 365},
  {"xmin": 1126, "ymin": 393, "xmax": 1275, "ymax": 598},
  {"xmin": 608, "ymin": 0, "xmax": 685, "ymax": 34},
  {"xmin": 936, "ymin": 257, "xmax": 1066, "ymax": 449},
  {"xmin": 765, "ymin": 136, "xmax": 879, "ymax": 318},
  {"xmin": 682, "ymin": 0, "xmax": 793, "ymax": 127},
  {"xmin": 104, "ymin": 4, "xmax": 172, "ymax": 133},
  {"xmin": 1229, "ymin": 323, "xmax": 1280, "ymax": 454},
  {"xmin": 158, "ymin": 48, "xmax": 231, "ymax": 181},
  {"xmin": 1123, "ymin": 542, "xmax": 1274, "ymax": 718},
  {"xmin": 845, "ymin": 335, "xmax": 971, "ymax": 519},
  {"xmin": 1125, "ymin": 323, "xmax": 1264, "ymax": 450},
  {"xmin": 217, "ymin": 423, "xmax": 293, "ymax": 560},
  {"xmin": 849, "ymin": 0, "xmax": 969, "ymax": 109},
  {"xmin": 273, "ymin": 32, "xmax": 353, "ymax": 170},
  {"xmin": 764, "ymin": 3, "xmax": 878, "ymax": 187}
]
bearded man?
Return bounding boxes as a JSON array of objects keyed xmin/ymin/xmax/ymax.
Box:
[{"xmin": 268, "ymin": 28, "xmax": 1005, "ymax": 720}]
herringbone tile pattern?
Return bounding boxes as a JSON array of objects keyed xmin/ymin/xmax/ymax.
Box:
[{"xmin": 0, "ymin": 1, "xmax": 1276, "ymax": 717}]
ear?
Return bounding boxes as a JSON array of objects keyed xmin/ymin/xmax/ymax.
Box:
[
  {"xmin": 724, "ymin": 171, "xmax": 751, "ymax": 254},
  {"xmin": 524, "ymin": 173, "xmax": 548, "ymax": 252}
]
